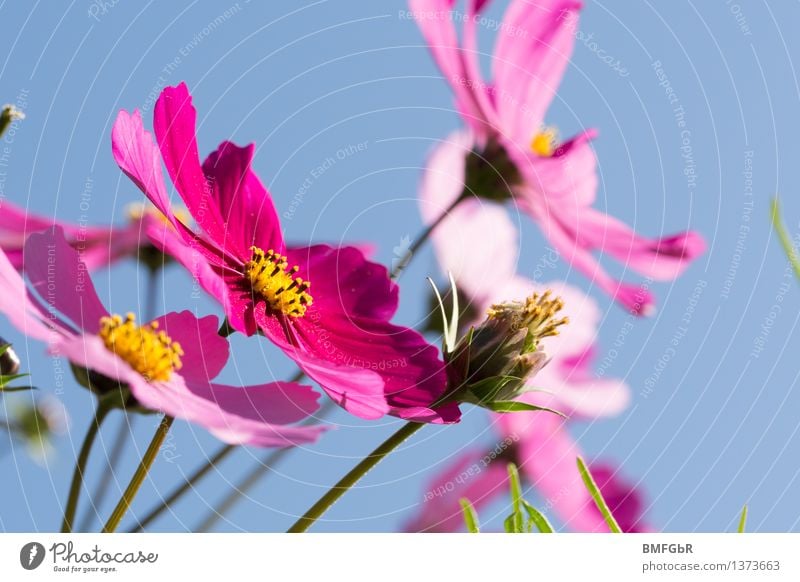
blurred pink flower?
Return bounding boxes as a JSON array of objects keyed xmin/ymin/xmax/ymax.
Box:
[
  {"xmin": 0, "ymin": 226, "xmax": 327, "ymax": 448},
  {"xmin": 411, "ymin": 0, "xmax": 705, "ymax": 313},
  {"xmin": 111, "ymin": 82, "xmax": 459, "ymax": 424},
  {"xmin": 0, "ymin": 198, "xmax": 176, "ymax": 272}
]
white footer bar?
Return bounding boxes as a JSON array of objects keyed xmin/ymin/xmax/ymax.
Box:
[{"xmin": 1, "ymin": 533, "xmax": 797, "ymax": 580}]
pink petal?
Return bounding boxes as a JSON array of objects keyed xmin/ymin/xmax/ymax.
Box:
[
  {"xmin": 0, "ymin": 248, "xmax": 60, "ymax": 342},
  {"xmin": 202, "ymin": 141, "xmax": 284, "ymax": 260},
  {"xmin": 151, "ymin": 311, "xmax": 229, "ymax": 383},
  {"xmin": 408, "ymin": 0, "xmax": 492, "ymax": 138},
  {"xmin": 286, "ymin": 244, "xmax": 398, "ymax": 322},
  {"xmin": 153, "ymin": 83, "xmax": 229, "ymax": 246},
  {"xmin": 55, "ymin": 334, "xmax": 325, "ymax": 448},
  {"xmin": 404, "ymin": 448, "xmax": 508, "ymax": 532},
  {"xmin": 492, "ymin": 0, "xmax": 583, "ymax": 145},
  {"xmin": 578, "ymin": 208, "xmax": 706, "ymax": 281},
  {"xmin": 23, "ymin": 227, "xmax": 108, "ymax": 333}
]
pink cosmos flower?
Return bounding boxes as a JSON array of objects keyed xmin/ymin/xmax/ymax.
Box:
[
  {"xmin": 408, "ymin": 163, "xmax": 640, "ymax": 530},
  {"xmin": 110, "ymin": 82, "xmax": 459, "ymax": 424},
  {"xmin": 410, "ymin": 0, "xmax": 705, "ymax": 313},
  {"xmin": 0, "ymin": 226, "xmax": 326, "ymax": 448},
  {"xmin": 0, "ymin": 197, "xmax": 175, "ymax": 271}
]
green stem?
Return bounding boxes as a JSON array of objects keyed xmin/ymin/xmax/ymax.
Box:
[
  {"xmin": 61, "ymin": 397, "xmax": 114, "ymax": 532},
  {"xmin": 129, "ymin": 442, "xmax": 236, "ymax": 532},
  {"xmin": 196, "ymin": 398, "xmax": 336, "ymax": 532},
  {"xmin": 770, "ymin": 198, "xmax": 800, "ymax": 280},
  {"xmin": 102, "ymin": 415, "xmax": 174, "ymax": 533},
  {"xmin": 79, "ymin": 267, "xmax": 160, "ymax": 531},
  {"xmin": 390, "ymin": 190, "xmax": 468, "ymax": 280},
  {"xmin": 287, "ymin": 421, "xmax": 424, "ymax": 533}
]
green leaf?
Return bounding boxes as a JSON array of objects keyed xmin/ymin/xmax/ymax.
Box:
[
  {"xmin": 737, "ymin": 505, "xmax": 748, "ymax": 533},
  {"xmin": 0, "ymin": 344, "xmax": 11, "ymax": 357},
  {"xmin": 0, "ymin": 385, "xmax": 36, "ymax": 393},
  {"xmin": 522, "ymin": 499, "xmax": 554, "ymax": 533},
  {"xmin": 771, "ymin": 198, "xmax": 800, "ymax": 281},
  {"xmin": 484, "ymin": 401, "xmax": 566, "ymax": 416},
  {"xmin": 460, "ymin": 498, "xmax": 480, "ymax": 533},
  {"xmin": 506, "ymin": 463, "xmax": 525, "ymax": 533},
  {"xmin": 576, "ymin": 456, "xmax": 622, "ymax": 533}
]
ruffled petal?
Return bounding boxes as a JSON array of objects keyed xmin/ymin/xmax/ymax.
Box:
[
  {"xmin": 202, "ymin": 141, "xmax": 284, "ymax": 259},
  {"xmin": 286, "ymin": 244, "xmax": 398, "ymax": 322},
  {"xmin": 23, "ymin": 227, "xmax": 108, "ymax": 333},
  {"xmin": 153, "ymin": 83, "xmax": 229, "ymax": 246}
]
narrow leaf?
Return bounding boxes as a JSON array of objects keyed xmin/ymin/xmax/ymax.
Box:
[
  {"xmin": 507, "ymin": 463, "xmax": 524, "ymax": 533},
  {"xmin": 738, "ymin": 505, "xmax": 748, "ymax": 533},
  {"xmin": 485, "ymin": 401, "xmax": 566, "ymax": 416},
  {"xmin": 0, "ymin": 385, "xmax": 36, "ymax": 393},
  {"xmin": 771, "ymin": 198, "xmax": 800, "ymax": 280},
  {"xmin": 460, "ymin": 498, "xmax": 480, "ymax": 533},
  {"xmin": 427, "ymin": 278, "xmax": 452, "ymax": 353},
  {"xmin": 447, "ymin": 272, "xmax": 460, "ymax": 352},
  {"xmin": 576, "ymin": 456, "xmax": 622, "ymax": 533},
  {"xmin": 522, "ymin": 499, "xmax": 554, "ymax": 533}
]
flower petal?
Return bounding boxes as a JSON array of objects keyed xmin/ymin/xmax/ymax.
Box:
[
  {"xmin": 0, "ymin": 248, "xmax": 60, "ymax": 342},
  {"xmin": 150, "ymin": 311, "xmax": 229, "ymax": 383},
  {"xmin": 492, "ymin": 0, "xmax": 582, "ymax": 145},
  {"xmin": 153, "ymin": 83, "xmax": 229, "ymax": 246},
  {"xmin": 202, "ymin": 141, "xmax": 284, "ymax": 259},
  {"xmin": 23, "ymin": 227, "xmax": 108, "ymax": 333}
]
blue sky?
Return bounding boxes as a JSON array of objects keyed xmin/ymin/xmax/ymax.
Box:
[{"xmin": 1, "ymin": 0, "xmax": 800, "ymax": 532}]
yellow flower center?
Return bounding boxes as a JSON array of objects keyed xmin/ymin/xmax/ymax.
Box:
[
  {"xmin": 244, "ymin": 246, "xmax": 313, "ymax": 317},
  {"xmin": 126, "ymin": 202, "xmax": 191, "ymax": 229},
  {"xmin": 530, "ymin": 127, "xmax": 559, "ymax": 157},
  {"xmin": 99, "ymin": 313, "xmax": 184, "ymax": 382}
]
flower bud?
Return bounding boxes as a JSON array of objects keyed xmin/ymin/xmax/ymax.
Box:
[
  {"xmin": 448, "ymin": 291, "xmax": 568, "ymax": 411},
  {"xmin": 0, "ymin": 339, "xmax": 21, "ymax": 376}
]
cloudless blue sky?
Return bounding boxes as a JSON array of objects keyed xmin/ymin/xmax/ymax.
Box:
[{"xmin": 1, "ymin": 0, "xmax": 800, "ymax": 532}]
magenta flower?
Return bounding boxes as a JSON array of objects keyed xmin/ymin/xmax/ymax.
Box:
[
  {"xmin": 0, "ymin": 197, "xmax": 175, "ymax": 271},
  {"xmin": 411, "ymin": 0, "xmax": 705, "ymax": 313},
  {"xmin": 111, "ymin": 82, "xmax": 459, "ymax": 424},
  {"xmin": 0, "ymin": 226, "xmax": 326, "ymax": 447}
]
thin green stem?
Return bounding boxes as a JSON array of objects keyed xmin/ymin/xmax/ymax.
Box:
[
  {"xmin": 390, "ymin": 190, "xmax": 468, "ymax": 280},
  {"xmin": 129, "ymin": 442, "xmax": 236, "ymax": 532},
  {"xmin": 102, "ymin": 415, "xmax": 174, "ymax": 533},
  {"xmin": 287, "ymin": 421, "xmax": 424, "ymax": 533},
  {"xmin": 771, "ymin": 198, "xmax": 800, "ymax": 280},
  {"xmin": 196, "ymin": 398, "xmax": 336, "ymax": 532},
  {"xmin": 61, "ymin": 397, "xmax": 114, "ymax": 532},
  {"xmin": 78, "ymin": 267, "xmax": 160, "ymax": 531}
]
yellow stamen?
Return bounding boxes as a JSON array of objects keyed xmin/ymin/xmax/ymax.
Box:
[
  {"xmin": 244, "ymin": 246, "xmax": 313, "ymax": 317},
  {"xmin": 488, "ymin": 290, "xmax": 569, "ymax": 341},
  {"xmin": 126, "ymin": 202, "xmax": 191, "ymax": 228},
  {"xmin": 99, "ymin": 313, "xmax": 183, "ymax": 382},
  {"xmin": 530, "ymin": 127, "xmax": 559, "ymax": 157}
]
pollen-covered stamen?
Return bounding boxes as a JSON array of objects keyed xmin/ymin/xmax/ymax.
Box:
[
  {"xmin": 488, "ymin": 290, "xmax": 569, "ymax": 344},
  {"xmin": 530, "ymin": 126, "xmax": 559, "ymax": 157},
  {"xmin": 245, "ymin": 246, "xmax": 313, "ymax": 317},
  {"xmin": 99, "ymin": 313, "xmax": 184, "ymax": 382}
]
